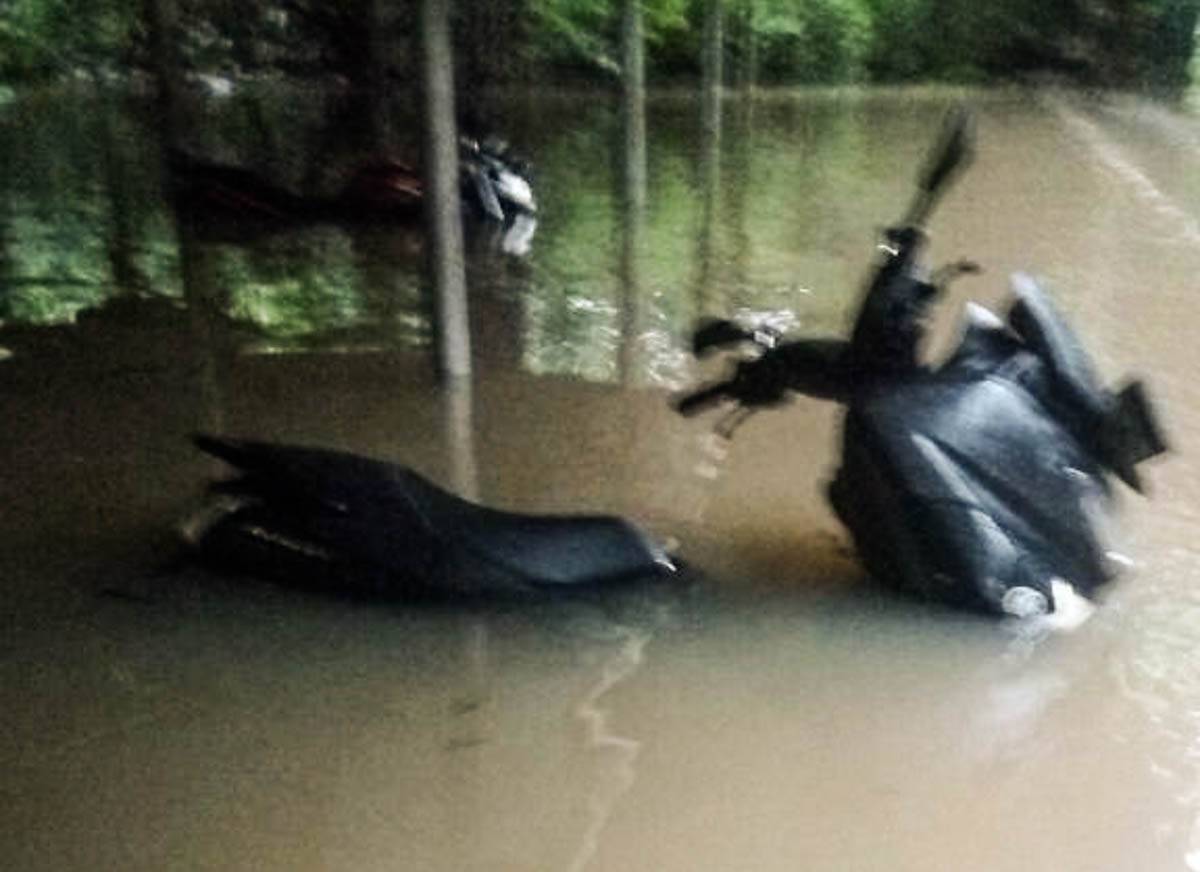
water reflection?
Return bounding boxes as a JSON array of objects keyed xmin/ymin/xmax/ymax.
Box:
[
  {"xmin": 178, "ymin": 224, "xmax": 226, "ymax": 435},
  {"xmin": 0, "ymin": 84, "xmax": 942, "ymax": 383},
  {"xmin": 617, "ymin": 0, "xmax": 647, "ymax": 386},
  {"xmin": 565, "ymin": 626, "xmax": 650, "ymax": 872},
  {"xmin": 0, "ymin": 86, "xmax": 540, "ymax": 363}
]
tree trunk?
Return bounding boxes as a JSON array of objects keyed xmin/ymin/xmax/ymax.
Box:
[
  {"xmin": 420, "ymin": 0, "xmax": 472, "ymax": 379},
  {"xmin": 618, "ymin": 0, "xmax": 647, "ymax": 385},
  {"xmin": 738, "ymin": 0, "xmax": 757, "ymax": 92},
  {"xmin": 725, "ymin": 98, "xmax": 755, "ymax": 311},
  {"xmin": 694, "ymin": 124, "xmax": 722, "ymax": 317},
  {"xmin": 142, "ymin": 0, "xmax": 186, "ymax": 148},
  {"xmin": 442, "ymin": 372, "xmax": 479, "ymax": 499},
  {"xmin": 0, "ymin": 202, "xmax": 13, "ymax": 321},
  {"xmin": 181, "ymin": 233, "xmax": 227, "ymax": 437},
  {"xmin": 364, "ymin": 0, "xmax": 392, "ymax": 149},
  {"xmin": 144, "ymin": 0, "xmax": 227, "ymax": 435},
  {"xmin": 701, "ymin": 0, "xmax": 724, "ymax": 141},
  {"xmin": 697, "ymin": 0, "xmax": 724, "ymax": 316}
]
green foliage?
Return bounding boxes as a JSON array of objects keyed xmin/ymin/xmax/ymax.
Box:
[
  {"xmin": 526, "ymin": 0, "xmax": 621, "ymax": 76},
  {"xmin": 0, "ymin": 0, "xmax": 139, "ymax": 80},
  {"xmin": 221, "ymin": 236, "xmax": 366, "ymax": 339},
  {"xmin": 1, "ymin": 211, "xmax": 111, "ymax": 323},
  {"xmin": 2, "ymin": 0, "xmax": 1200, "ymax": 97},
  {"xmin": 517, "ymin": 0, "xmax": 1200, "ymax": 88},
  {"xmin": 756, "ymin": 0, "xmax": 873, "ymax": 83},
  {"xmin": 525, "ymin": 0, "xmax": 692, "ymax": 77}
]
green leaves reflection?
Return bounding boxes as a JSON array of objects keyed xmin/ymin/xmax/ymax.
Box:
[
  {"xmin": 222, "ymin": 237, "xmax": 361, "ymax": 339},
  {"xmin": 522, "ymin": 121, "xmax": 619, "ymax": 380},
  {"xmin": 3, "ymin": 86, "xmax": 960, "ymax": 383},
  {"xmin": 0, "ymin": 89, "xmax": 428, "ymax": 348}
]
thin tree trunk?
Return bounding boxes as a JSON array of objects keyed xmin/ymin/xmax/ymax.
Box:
[
  {"xmin": 364, "ymin": 0, "xmax": 392, "ymax": 149},
  {"xmin": 181, "ymin": 232, "xmax": 227, "ymax": 437},
  {"xmin": 695, "ymin": 125, "xmax": 722, "ymax": 317},
  {"xmin": 697, "ymin": 0, "xmax": 724, "ymax": 316},
  {"xmin": 102, "ymin": 102, "xmax": 144, "ymax": 296},
  {"xmin": 430, "ymin": 68, "xmax": 486, "ymax": 865},
  {"xmin": 442, "ymin": 374, "xmax": 479, "ymax": 500},
  {"xmin": 701, "ymin": 0, "xmax": 724, "ymax": 142},
  {"xmin": 0, "ymin": 200, "xmax": 13, "ymax": 320},
  {"xmin": 144, "ymin": 0, "xmax": 227, "ymax": 437},
  {"xmin": 618, "ymin": 0, "xmax": 647, "ymax": 386},
  {"xmin": 142, "ymin": 0, "xmax": 185, "ymax": 148},
  {"xmin": 739, "ymin": 0, "xmax": 757, "ymax": 92},
  {"xmin": 420, "ymin": 0, "xmax": 472, "ymax": 379},
  {"xmin": 725, "ymin": 97, "xmax": 755, "ymax": 312}
]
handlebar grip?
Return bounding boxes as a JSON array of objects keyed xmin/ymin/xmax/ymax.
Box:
[
  {"xmin": 674, "ymin": 382, "xmax": 733, "ymax": 416},
  {"xmin": 691, "ymin": 318, "xmax": 753, "ymax": 356}
]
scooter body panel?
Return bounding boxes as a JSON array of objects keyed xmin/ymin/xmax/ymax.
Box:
[{"xmin": 830, "ymin": 323, "xmax": 1116, "ymax": 614}]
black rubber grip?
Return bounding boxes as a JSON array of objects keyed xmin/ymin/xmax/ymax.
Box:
[{"xmin": 675, "ymin": 382, "xmax": 732, "ymax": 416}]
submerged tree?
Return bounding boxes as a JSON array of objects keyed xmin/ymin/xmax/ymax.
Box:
[
  {"xmin": 694, "ymin": 0, "xmax": 724, "ymax": 317},
  {"xmin": 617, "ymin": 0, "xmax": 647, "ymax": 384},
  {"xmin": 734, "ymin": 0, "xmax": 758, "ymax": 90},
  {"xmin": 420, "ymin": 0, "xmax": 471, "ymax": 379}
]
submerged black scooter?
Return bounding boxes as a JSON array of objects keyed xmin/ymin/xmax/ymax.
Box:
[
  {"xmin": 185, "ymin": 435, "xmax": 674, "ymax": 599},
  {"xmin": 675, "ymin": 108, "xmax": 1168, "ymax": 618}
]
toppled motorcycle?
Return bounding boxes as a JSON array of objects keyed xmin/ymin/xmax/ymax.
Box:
[{"xmin": 675, "ymin": 108, "xmax": 1168, "ymax": 618}]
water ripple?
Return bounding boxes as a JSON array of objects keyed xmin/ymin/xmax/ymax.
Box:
[{"xmin": 565, "ymin": 628, "xmax": 651, "ymax": 872}]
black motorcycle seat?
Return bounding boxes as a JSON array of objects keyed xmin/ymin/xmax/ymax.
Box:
[
  {"xmin": 390, "ymin": 466, "xmax": 669, "ymax": 586},
  {"xmin": 194, "ymin": 435, "xmax": 669, "ymax": 589}
]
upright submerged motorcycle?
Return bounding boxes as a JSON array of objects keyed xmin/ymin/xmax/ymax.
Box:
[{"xmin": 676, "ymin": 108, "xmax": 1168, "ymax": 618}]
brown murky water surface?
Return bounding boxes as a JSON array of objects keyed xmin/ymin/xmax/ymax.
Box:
[{"xmin": 2, "ymin": 86, "xmax": 1199, "ymax": 870}]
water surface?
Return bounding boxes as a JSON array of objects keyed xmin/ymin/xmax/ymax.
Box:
[{"xmin": 2, "ymin": 84, "xmax": 1199, "ymax": 871}]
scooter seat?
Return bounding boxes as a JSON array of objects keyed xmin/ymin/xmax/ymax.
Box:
[
  {"xmin": 191, "ymin": 435, "xmax": 671, "ymax": 594},
  {"xmin": 396, "ymin": 469, "xmax": 670, "ymax": 586}
]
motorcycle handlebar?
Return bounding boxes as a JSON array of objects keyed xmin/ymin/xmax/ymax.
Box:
[
  {"xmin": 674, "ymin": 381, "xmax": 734, "ymax": 416},
  {"xmin": 901, "ymin": 105, "xmax": 974, "ymax": 229}
]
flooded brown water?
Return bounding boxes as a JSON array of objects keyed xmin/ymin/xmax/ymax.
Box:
[{"xmin": 2, "ymin": 85, "xmax": 1199, "ymax": 870}]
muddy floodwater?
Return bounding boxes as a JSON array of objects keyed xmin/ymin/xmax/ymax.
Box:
[{"xmin": 2, "ymin": 85, "xmax": 1199, "ymax": 871}]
